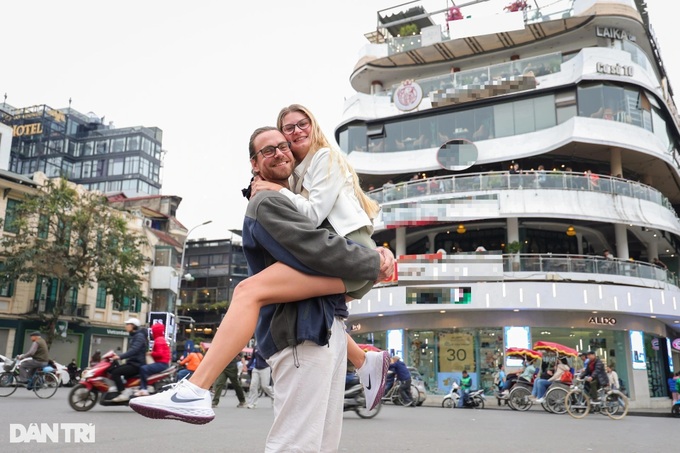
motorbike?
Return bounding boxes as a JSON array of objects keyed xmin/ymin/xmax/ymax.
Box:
[
  {"xmin": 68, "ymin": 350, "xmax": 176, "ymax": 411},
  {"xmin": 441, "ymin": 381, "xmax": 485, "ymax": 409},
  {"xmin": 672, "ymin": 399, "xmax": 680, "ymax": 418},
  {"xmin": 344, "ymin": 375, "xmax": 381, "ymax": 419}
]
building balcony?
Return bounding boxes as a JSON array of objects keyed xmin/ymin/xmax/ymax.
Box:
[
  {"xmin": 29, "ymin": 299, "xmax": 90, "ymax": 318},
  {"xmin": 370, "ymin": 171, "xmax": 680, "ymax": 234},
  {"xmin": 394, "ymin": 252, "xmax": 678, "ymax": 288}
]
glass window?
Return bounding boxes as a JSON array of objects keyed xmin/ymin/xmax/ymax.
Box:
[
  {"xmin": 578, "ymin": 85, "xmax": 603, "ymax": 118},
  {"xmin": 4, "ymin": 199, "xmax": 21, "ymax": 234},
  {"xmin": 107, "ymin": 180, "xmax": 122, "ymax": 192},
  {"xmin": 125, "ymin": 156, "xmax": 140, "ymax": 174},
  {"xmin": 514, "ymin": 99, "xmax": 535, "ymax": 135},
  {"xmin": 81, "ymin": 161, "xmax": 92, "ymax": 179},
  {"xmin": 127, "ymin": 135, "xmax": 140, "ymax": 151},
  {"xmin": 652, "ymin": 108, "xmax": 670, "ymax": 150},
  {"xmin": 108, "ymin": 157, "xmax": 124, "ymax": 176},
  {"xmin": 96, "ymin": 285, "xmax": 107, "ymax": 309},
  {"xmin": 95, "ymin": 140, "xmax": 108, "ymax": 154},
  {"xmin": 534, "ymin": 95, "xmax": 556, "ymax": 130},
  {"xmin": 142, "ymin": 137, "xmax": 151, "ymax": 154},
  {"xmin": 493, "ymin": 103, "xmax": 515, "ymax": 138},
  {"xmin": 122, "ymin": 179, "xmax": 137, "ymax": 191},
  {"xmin": 0, "ymin": 262, "xmax": 14, "ymax": 297},
  {"xmin": 112, "ymin": 138, "xmax": 125, "ymax": 153},
  {"xmin": 139, "ymin": 158, "xmax": 150, "ymax": 178},
  {"xmin": 82, "ymin": 142, "xmax": 93, "ymax": 156},
  {"xmin": 94, "ymin": 159, "xmax": 106, "ymax": 177},
  {"xmin": 556, "ymin": 105, "xmax": 576, "ymax": 124},
  {"xmin": 72, "ymin": 162, "xmax": 82, "ymax": 179}
]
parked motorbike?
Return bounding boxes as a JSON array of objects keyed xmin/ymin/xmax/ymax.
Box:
[
  {"xmin": 68, "ymin": 350, "xmax": 176, "ymax": 411},
  {"xmin": 672, "ymin": 399, "xmax": 680, "ymax": 418},
  {"xmin": 344, "ymin": 375, "xmax": 381, "ymax": 419},
  {"xmin": 441, "ymin": 381, "xmax": 485, "ymax": 409}
]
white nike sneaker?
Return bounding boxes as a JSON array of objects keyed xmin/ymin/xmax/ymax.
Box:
[
  {"xmin": 357, "ymin": 350, "xmax": 390, "ymax": 411},
  {"xmin": 129, "ymin": 378, "xmax": 214, "ymax": 425}
]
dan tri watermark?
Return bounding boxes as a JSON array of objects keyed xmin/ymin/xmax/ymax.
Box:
[{"xmin": 10, "ymin": 423, "xmax": 95, "ymax": 443}]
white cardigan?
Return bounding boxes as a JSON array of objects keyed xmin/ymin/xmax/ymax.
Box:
[{"xmin": 279, "ymin": 148, "xmax": 373, "ymax": 237}]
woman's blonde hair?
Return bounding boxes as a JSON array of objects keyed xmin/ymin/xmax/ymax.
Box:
[{"xmin": 277, "ymin": 104, "xmax": 380, "ymax": 219}]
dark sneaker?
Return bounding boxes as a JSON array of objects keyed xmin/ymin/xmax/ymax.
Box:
[
  {"xmin": 129, "ymin": 379, "xmax": 214, "ymax": 425},
  {"xmin": 357, "ymin": 350, "xmax": 390, "ymax": 410}
]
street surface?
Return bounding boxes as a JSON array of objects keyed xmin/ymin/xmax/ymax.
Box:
[{"xmin": 0, "ymin": 388, "xmax": 676, "ymax": 452}]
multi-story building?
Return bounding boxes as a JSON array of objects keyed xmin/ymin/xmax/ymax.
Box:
[
  {"xmin": 174, "ymin": 237, "xmax": 249, "ymax": 350},
  {"xmin": 0, "ymin": 103, "xmax": 163, "ymax": 196},
  {"xmin": 337, "ymin": 0, "xmax": 680, "ymax": 408},
  {"xmin": 0, "ymin": 172, "xmax": 155, "ymax": 368}
]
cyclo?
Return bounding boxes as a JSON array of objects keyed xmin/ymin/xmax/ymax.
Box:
[
  {"xmin": 499, "ymin": 347, "xmax": 541, "ymax": 412},
  {"xmin": 528, "ymin": 341, "xmax": 580, "ymax": 415}
]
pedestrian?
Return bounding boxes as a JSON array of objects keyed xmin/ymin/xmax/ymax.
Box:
[
  {"xmin": 132, "ymin": 126, "xmax": 393, "ymax": 452},
  {"xmin": 135, "ymin": 322, "xmax": 170, "ymax": 396},
  {"xmin": 211, "ymin": 353, "xmax": 247, "ymax": 408},
  {"xmin": 17, "ymin": 331, "xmax": 50, "ymax": 386},
  {"xmin": 667, "ymin": 371, "xmax": 678, "ymax": 401},
  {"xmin": 110, "ymin": 318, "xmax": 147, "ymax": 402},
  {"xmin": 246, "ymin": 345, "xmax": 274, "ymax": 409},
  {"xmin": 607, "ymin": 365, "xmax": 620, "ymax": 391}
]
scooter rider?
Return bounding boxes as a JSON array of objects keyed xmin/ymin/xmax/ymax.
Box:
[{"xmin": 110, "ymin": 318, "xmax": 147, "ymax": 402}]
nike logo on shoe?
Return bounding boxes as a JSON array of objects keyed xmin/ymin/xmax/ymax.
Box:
[
  {"xmin": 366, "ymin": 376, "xmax": 372, "ymax": 390},
  {"xmin": 170, "ymin": 393, "xmax": 204, "ymax": 403}
]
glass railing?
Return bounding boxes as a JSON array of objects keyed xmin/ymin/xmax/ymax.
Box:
[
  {"xmin": 382, "ymin": 52, "xmax": 562, "ymax": 101},
  {"xmin": 385, "ymin": 0, "xmax": 576, "ymax": 55},
  {"xmin": 502, "ymin": 253, "xmax": 678, "ymax": 287},
  {"xmin": 369, "ymin": 171, "xmax": 677, "ymax": 219}
]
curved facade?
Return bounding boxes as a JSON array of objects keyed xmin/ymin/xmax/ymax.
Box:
[{"xmin": 335, "ymin": 0, "xmax": 680, "ymax": 408}]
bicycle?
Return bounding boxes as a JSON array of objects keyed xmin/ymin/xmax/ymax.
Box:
[
  {"xmin": 565, "ymin": 377, "xmax": 628, "ymax": 420},
  {"xmin": 382, "ymin": 379, "xmax": 419, "ymax": 406},
  {"xmin": 0, "ymin": 358, "xmax": 60, "ymax": 399}
]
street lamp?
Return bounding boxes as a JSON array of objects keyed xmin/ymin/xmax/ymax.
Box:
[{"xmin": 176, "ymin": 220, "xmax": 213, "ymax": 310}]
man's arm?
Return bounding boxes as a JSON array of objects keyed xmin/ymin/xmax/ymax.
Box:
[
  {"xmin": 248, "ymin": 192, "xmax": 381, "ymax": 281},
  {"xmin": 19, "ymin": 342, "xmax": 38, "ymax": 359}
]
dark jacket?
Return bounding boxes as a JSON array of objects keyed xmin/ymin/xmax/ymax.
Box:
[
  {"xmin": 580, "ymin": 357, "xmax": 608, "ymax": 387},
  {"xmin": 250, "ymin": 348, "xmax": 270, "ymax": 370},
  {"xmin": 119, "ymin": 328, "xmax": 147, "ymax": 367},
  {"xmin": 389, "ymin": 360, "xmax": 411, "ymax": 381},
  {"xmin": 244, "ymin": 191, "xmax": 380, "ymax": 359}
]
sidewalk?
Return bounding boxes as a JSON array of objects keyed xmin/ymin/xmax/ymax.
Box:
[{"xmin": 420, "ymin": 393, "xmax": 676, "ymax": 417}]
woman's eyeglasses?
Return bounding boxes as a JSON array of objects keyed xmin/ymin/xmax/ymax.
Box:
[{"xmin": 281, "ymin": 118, "xmax": 311, "ymax": 134}]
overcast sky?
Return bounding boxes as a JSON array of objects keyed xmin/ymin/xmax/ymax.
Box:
[{"xmin": 2, "ymin": 0, "xmax": 677, "ymax": 240}]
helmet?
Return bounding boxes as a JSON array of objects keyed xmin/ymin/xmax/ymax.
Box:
[{"xmin": 125, "ymin": 318, "xmax": 141, "ymax": 327}]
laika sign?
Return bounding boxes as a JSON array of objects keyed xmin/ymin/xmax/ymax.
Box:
[{"xmin": 596, "ymin": 27, "xmax": 635, "ymax": 42}]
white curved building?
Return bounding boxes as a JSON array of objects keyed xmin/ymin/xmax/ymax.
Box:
[{"xmin": 336, "ymin": 0, "xmax": 680, "ymax": 408}]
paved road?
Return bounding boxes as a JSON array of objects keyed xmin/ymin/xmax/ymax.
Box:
[{"xmin": 0, "ymin": 388, "xmax": 676, "ymax": 452}]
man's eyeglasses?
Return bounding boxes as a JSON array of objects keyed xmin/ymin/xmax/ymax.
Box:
[
  {"xmin": 281, "ymin": 118, "xmax": 311, "ymax": 134},
  {"xmin": 254, "ymin": 141, "xmax": 291, "ymax": 159}
]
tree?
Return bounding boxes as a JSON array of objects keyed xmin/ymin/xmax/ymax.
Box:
[{"xmin": 1, "ymin": 177, "xmax": 149, "ymax": 347}]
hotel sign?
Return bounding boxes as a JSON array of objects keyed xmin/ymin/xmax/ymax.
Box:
[
  {"xmin": 13, "ymin": 123, "xmax": 43, "ymax": 137},
  {"xmin": 596, "ymin": 62, "xmax": 633, "ymax": 77},
  {"xmin": 596, "ymin": 27, "xmax": 635, "ymax": 42}
]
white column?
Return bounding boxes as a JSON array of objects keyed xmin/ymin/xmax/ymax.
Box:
[
  {"xmin": 396, "ymin": 227, "xmax": 406, "ymax": 258},
  {"xmin": 507, "ymin": 218, "xmax": 519, "ymax": 243},
  {"xmin": 647, "ymin": 240, "xmax": 658, "ymax": 261},
  {"xmin": 576, "ymin": 233, "xmax": 583, "ymax": 255},
  {"xmin": 614, "ymin": 223, "xmax": 629, "ymax": 260}
]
